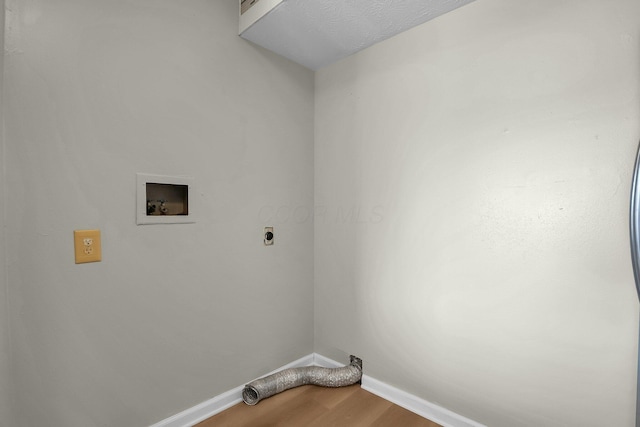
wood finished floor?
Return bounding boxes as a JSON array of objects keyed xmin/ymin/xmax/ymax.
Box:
[{"xmin": 196, "ymin": 384, "xmax": 442, "ymax": 427}]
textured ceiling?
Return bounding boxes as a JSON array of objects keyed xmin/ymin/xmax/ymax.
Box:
[{"xmin": 240, "ymin": 0, "xmax": 477, "ymax": 70}]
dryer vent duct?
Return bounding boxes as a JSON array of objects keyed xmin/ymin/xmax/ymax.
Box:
[{"xmin": 242, "ymin": 356, "xmax": 363, "ymax": 405}]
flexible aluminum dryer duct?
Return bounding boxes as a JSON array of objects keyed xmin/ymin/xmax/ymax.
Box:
[{"xmin": 242, "ymin": 356, "xmax": 363, "ymax": 405}]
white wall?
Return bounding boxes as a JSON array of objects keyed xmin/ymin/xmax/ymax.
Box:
[
  {"xmin": 315, "ymin": 0, "xmax": 640, "ymax": 426},
  {"xmin": 0, "ymin": 0, "xmax": 15, "ymax": 425},
  {"xmin": 3, "ymin": 0, "xmax": 314, "ymax": 426}
]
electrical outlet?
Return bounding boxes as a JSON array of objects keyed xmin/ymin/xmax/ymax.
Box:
[
  {"xmin": 264, "ymin": 226, "xmax": 274, "ymax": 246},
  {"xmin": 74, "ymin": 230, "xmax": 102, "ymax": 264}
]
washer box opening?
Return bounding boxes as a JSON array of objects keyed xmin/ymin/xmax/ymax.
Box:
[{"xmin": 136, "ymin": 173, "xmax": 195, "ymax": 225}]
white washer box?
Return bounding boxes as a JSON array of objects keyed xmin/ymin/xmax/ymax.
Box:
[{"xmin": 136, "ymin": 173, "xmax": 195, "ymax": 225}]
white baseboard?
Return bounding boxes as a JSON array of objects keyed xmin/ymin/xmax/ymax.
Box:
[
  {"xmin": 361, "ymin": 375, "xmax": 485, "ymax": 427},
  {"xmin": 149, "ymin": 354, "xmax": 314, "ymax": 427},
  {"xmin": 150, "ymin": 353, "xmax": 484, "ymax": 427},
  {"xmin": 313, "ymin": 353, "xmax": 484, "ymax": 427},
  {"xmin": 149, "ymin": 385, "xmax": 243, "ymax": 427},
  {"xmin": 312, "ymin": 352, "xmax": 344, "ymax": 368}
]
